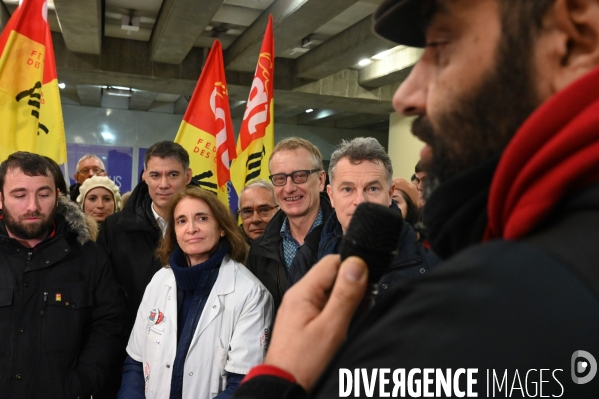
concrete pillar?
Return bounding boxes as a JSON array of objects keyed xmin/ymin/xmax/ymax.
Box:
[{"xmin": 387, "ymin": 112, "xmax": 424, "ymax": 179}]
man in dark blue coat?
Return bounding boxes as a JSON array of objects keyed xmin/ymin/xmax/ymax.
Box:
[{"xmin": 289, "ymin": 137, "xmax": 439, "ymax": 294}]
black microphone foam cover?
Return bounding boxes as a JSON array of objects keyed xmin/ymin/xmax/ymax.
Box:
[{"xmin": 339, "ymin": 202, "xmax": 404, "ymax": 285}]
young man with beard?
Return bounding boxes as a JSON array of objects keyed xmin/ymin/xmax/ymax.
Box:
[
  {"xmin": 0, "ymin": 152, "xmax": 124, "ymax": 398},
  {"xmin": 232, "ymin": 0, "xmax": 599, "ymax": 397}
]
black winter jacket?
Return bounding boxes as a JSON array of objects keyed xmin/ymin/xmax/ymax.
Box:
[
  {"xmin": 0, "ymin": 196, "xmax": 125, "ymax": 399},
  {"xmin": 97, "ymin": 180, "xmax": 162, "ymax": 334},
  {"xmin": 233, "ymin": 163, "xmax": 599, "ymax": 399},
  {"xmin": 290, "ymin": 201, "xmax": 440, "ymax": 294},
  {"xmin": 246, "ymin": 193, "xmax": 334, "ymax": 313}
]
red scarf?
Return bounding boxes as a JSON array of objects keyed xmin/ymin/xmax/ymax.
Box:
[{"xmin": 485, "ymin": 66, "xmax": 599, "ymax": 240}]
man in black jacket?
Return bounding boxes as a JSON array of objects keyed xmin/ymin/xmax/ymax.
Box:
[
  {"xmin": 233, "ymin": 0, "xmax": 599, "ymax": 398},
  {"xmin": 246, "ymin": 137, "xmax": 333, "ymax": 312},
  {"xmin": 98, "ymin": 141, "xmax": 192, "ymax": 334},
  {"xmin": 0, "ymin": 152, "xmax": 124, "ymax": 398}
]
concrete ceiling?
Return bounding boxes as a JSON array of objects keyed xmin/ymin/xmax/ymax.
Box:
[{"xmin": 0, "ymin": 0, "xmax": 422, "ymax": 132}]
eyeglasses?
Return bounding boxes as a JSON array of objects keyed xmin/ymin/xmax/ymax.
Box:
[
  {"xmin": 77, "ymin": 167, "xmax": 105, "ymax": 175},
  {"xmin": 239, "ymin": 205, "xmax": 279, "ymax": 219},
  {"xmin": 269, "ymin": 169, "xmax": 321, "ymax": 186}
]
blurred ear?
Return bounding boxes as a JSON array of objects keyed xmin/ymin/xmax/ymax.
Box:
[
  {"xmin": 542, "ymin": 0, "xmax": 599, "ymax": 92},
  {"xmin": 185, "ymin": 168, "xmax": 192, "ymax": 185},
  {"xmin": 318, "ymin": 170, "xmax": 326, "ymax": 192},
  {"xmin": 326, "ymin": 184, "xmax": 334, "ymax": 209}
]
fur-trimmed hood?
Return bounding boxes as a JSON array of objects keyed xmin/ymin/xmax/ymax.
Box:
[{"xmin": 57, "ymin": 195, "xmax": 95, "ymax": 245}]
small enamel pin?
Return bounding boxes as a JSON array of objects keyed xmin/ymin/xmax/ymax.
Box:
[{"xmin": 148, "ymin": 308, "xmax": 164, "ymax": 325}]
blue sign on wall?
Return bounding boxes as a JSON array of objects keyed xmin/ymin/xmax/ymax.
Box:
[
  {"xmin": 68, "ymin": 144, "xmax": 133, "ymax": 193},
  {"xmin": 138, "ymin": 148, "xmax": 148, "ymax": 183}
]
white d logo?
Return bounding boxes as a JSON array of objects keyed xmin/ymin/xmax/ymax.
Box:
[{"xmin": 571, "ymin": 350, "xmax": 597, "ymax": 384}]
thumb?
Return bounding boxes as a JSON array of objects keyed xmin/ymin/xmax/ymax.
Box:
[{"xmin": 319, "ymin": 256, "xmax": 368, "ymax": 334}]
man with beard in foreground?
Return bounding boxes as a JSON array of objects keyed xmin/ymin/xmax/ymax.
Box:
[
  {"xmin": 232, "ymin": 0, "xmax": 599, "ymax": 397},
  {"xmin": 0, "ymin": 152, "xmax": 124, "ymax": 398}
]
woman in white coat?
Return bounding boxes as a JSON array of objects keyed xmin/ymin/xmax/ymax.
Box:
[{"xmin": 118, "ymin": 187, "xmax": 273, "ymax": 399}]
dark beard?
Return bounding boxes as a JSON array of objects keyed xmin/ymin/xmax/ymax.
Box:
[
  {"xmin": 412, "ymin": 30, "xmax": 542, "ymax": 200},
  {"xmin": 2, "ymin": 204, "xmax": 57, "ymax": 241}
]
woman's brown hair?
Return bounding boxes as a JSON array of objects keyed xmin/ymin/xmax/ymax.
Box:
[{"xmin": 156, "ymin": 186, "xmax": 248, "ymax": 266}]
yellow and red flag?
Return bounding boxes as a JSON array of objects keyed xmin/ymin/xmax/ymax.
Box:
[
  {"xmin": 0, "ymin": 0, "xmax": 67, "ymax": 164},
  {"xmin": 230, "ymin": 15, "xmax": 275, "ymax": 214},
  {"xmin": 174, "ymin": 39, "xmax": 236, "ymax": 208}
]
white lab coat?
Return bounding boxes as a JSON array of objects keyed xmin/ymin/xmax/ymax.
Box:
[{"xmin": 126, "ymin": 255, "xmax": 273, "ymax": 399}]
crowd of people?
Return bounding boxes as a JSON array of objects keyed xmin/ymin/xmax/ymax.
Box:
[
  {"xmin": 0, "ymin": 132, "xmax": 429, "ymax": 399},
  {"xmin": 2, "ymin": 0, "xmax": 599, "ymax": 397}
]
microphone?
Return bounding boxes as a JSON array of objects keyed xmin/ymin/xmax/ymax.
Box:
[{"xmin": 339, "ymin": 202, "xmax": 404, "ymax": 315}]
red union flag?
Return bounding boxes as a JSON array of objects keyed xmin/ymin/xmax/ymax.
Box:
[
  {"xmin": 174, "ymin": 39, "xmax": 236, "ymax": 208},
  {"xmin": 0, "ymin": 0, "xmax": 67, "ymax": 164},
  {"xmin": 230, "ymin": 14, "xmax": 275, "ymax": 214}
]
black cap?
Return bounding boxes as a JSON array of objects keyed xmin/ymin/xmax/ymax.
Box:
[{"xmin": 372, "ymin": 0, "xmax": 426, "ymax": 48}]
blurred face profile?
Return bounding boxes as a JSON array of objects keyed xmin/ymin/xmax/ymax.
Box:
[
  {"xmin": 239, "ymin": 186, "xmax": 278, "ymax": 240},
  {"xmin": 327, "ymin": 157, "xmax": 393, "ymax": 232},
  {"xmin": 1, "ymin": 169, "xmax": 58, "ymax": 246},
  {"xmin": 393, "ymin": 0, "xmax": 541, "ymax": 198},
  {"xmin": 392, "ymin": 189, "xmax": 409, "ymax": 219},
  {"xmin": 84, "ymin": 187, "xmax": 115, "ymax": 223},
  {"xmin": 415, "ymin": 171, "xmax": 427, "ymax": 207},
  {"xmin": 174, "ymin": 197, "xmax": 224, "ymax": 265}
]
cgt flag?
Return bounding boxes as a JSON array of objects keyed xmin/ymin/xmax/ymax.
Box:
[
  {"xmin": 175, "ymin": 40, "xmax": 236, "ymax": 208},
  {"xmin": 0, "ymin": 0, "xmax": 67, "ymax": 164},
  {"xmin": 230, "ymin": 14, "xmax": 275, "ymax": 215}
]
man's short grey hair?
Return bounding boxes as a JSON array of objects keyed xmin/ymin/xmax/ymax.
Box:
[
  {"xmin": 328, "ymin": 137, "xmax": 393, "ymax": 187},
  {"xmin": 76, "ymin": 154, "xmax": 105, "ymax": 172},
  {"xmin": 238, "ymin": 179, "xmax": 277, "ymax": 208}
]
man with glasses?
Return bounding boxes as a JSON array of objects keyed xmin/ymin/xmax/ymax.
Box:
[
  {"xmin": 69, "ymin": 154, "xmax": 107, "ymax": 201},
  {"xmin": 246, "ymin": 137, "xmax": 334, "ymax": 313},
  {"xmin": 238, "ymin": 179, "xmax": 279, "ymax": 243}
]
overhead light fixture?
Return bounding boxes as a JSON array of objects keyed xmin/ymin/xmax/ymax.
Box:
[
  {"xmin": 58, "ymin": 82, "xmax": 65, "ymax": 89},
  {"xmin": 305, "ymin": 109, "xmax": 314, "ymax": 113},
  {"xmin": 301, "ymin": 36, "xmax": 313, "ymax": 49},
  {"xmin": 358, "ymin": 59, "xmax": 373, "ymax": 67},
  {"xmin": 121, "ymin": 15, "xmax": 140, "ymax": 36},
  {"xmin": 103, "ymin": 86, "xmax": 132, "ymax": 97}
]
